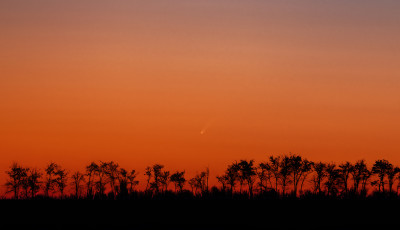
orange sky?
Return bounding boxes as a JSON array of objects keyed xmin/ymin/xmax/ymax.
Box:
[{"xmin": 1, "ymin": 1, "xmax": 400, "ymax": 190}]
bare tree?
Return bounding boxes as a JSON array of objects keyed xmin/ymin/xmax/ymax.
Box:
[
  {"xmin": 238, "ymin": 160, "xmax": 257, "ymax": 197},
  {"xmin": 170, "ymin": 171, "xmax": 186, "ymax": 192},
  {"xmin": 372, "ymin": 159, "xmax": 391, "ymax": 192},
  {"xmin": 44, "ymin": 162, "xmax": 59, "ymax": 197},
  {"xmin": 279, "ymin": 155, "xmax": 292, "ymax": 195},
  {"xmin": 324, "ymin": 163, "xmax": 339, "ymax": 196},
  {"xmin": 5, "ymin": 163, "xmax": 28, "ymax": 199},
  {"xmin": 351, "ymin": 160, "xmax": 367, "ymax": 193},
  {"xmin": 55, "ymin": 167, "xmax": 68, "ymax": 198},
  {"xmin": 360, "ymin": 167, "xmax": 371, "ymax": 194},
  {"xmin": 144, "ymin": 166, "xmax": 152, "ymax": 192},
  {"xmin": 257, "ymin": 162, "xmax": 272, "ymax": 193},
  {"xmin": 205, "ymin": 167, "xmax": 210, "ymax": 192},
  {"xmin": 216, "ymin": 175, "xmax": 228, "ymax": 191},
  {"xmin": 95, "ymin": 162, "xmax": 108, "ymax": 197},
  {"xmin": 268, "ymin": 156, "xmax": 281, "ymax": 192},
  {"xmin": 160, "ymin": 170, "xmax": 170, "ymax": 192},
  {"xmin": 338, "ymin": 162, "xmax": 353, "ymax": 194},
  {"xmin": 21, "ymin": 173, "xmax": 30, "ymax": 199},
  {"xmin": 71, "ymin": 171, "xmax": 85, "ymax": 198},
  {"xmin": 288, "ymin": 155, "xmax": 311, "ymax": 197},
  {"xmin": 223, "ymin": 162, "xmax": 240, "ymax": 195},
  {"xmin": 194, "ymin": 171, "xmax": 207, "ymax": 194},
  {"xmin": 127, "ymin": 170, "xmax": 139, "ymax": 193},
  {"xmin": 118, "ymin": 168, "xmax": 129, "ymax": 197},
  {"xmin": 387, "ymin": 165, "xmax": 400, "ymax": 193},
  {"xmin": 299, "ymin": 160, "xmax": 313, "ymax": 195},
  {"xmin": 27, "ymin": 168, "xmax": 42, "ymax": 199},
  {"xmin": 150, "ymin": 164, "xmax": 165, "ymax": 194},
  {"xmin": 312, "ymin": 162, "xmax": 327, "ymax": 194},
  {"xmin": 188, "ymin": 177, "xmax": 196, "ymax": 194},
  {"xmin": 85, "ymin": 162, "xmax": 98, "ymax": 198},
  {"xmin": 104, "ymin": 161, "xmax": 119, "ymax": 196}
]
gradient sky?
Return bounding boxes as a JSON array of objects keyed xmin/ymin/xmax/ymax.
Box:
[{"xmin": 1, "ymin": 1, "xmax": 400, "ymax": 189}]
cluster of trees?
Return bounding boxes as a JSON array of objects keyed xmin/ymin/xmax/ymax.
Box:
[
  {"xmin": 216, "ymin": 156, "xmax": 400, "ymax": 198},
  {"xmin": 4, "ymin": 155, "xmax": 400, "ymax": 199}
]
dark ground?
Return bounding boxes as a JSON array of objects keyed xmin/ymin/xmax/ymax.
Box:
[{"xmin": 0, "ymin": 199, "xmax": 398, "ymax": 230}]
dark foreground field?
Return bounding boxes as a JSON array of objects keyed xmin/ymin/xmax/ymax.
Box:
[{"xmin": 1, "ymin": 198, "xmax": 399, "ymax": 230}]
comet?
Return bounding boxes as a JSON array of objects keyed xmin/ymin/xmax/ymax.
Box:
[{"xmin": 200, "ymin": 120, "xmax": 214, "ymax": 135}]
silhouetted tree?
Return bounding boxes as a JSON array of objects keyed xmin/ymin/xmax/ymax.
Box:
[
  {"xmin": 224, "ymin": 162, "xmax": 240, "ymax": 195},
  {"xmin": 216, "ymin": 175, "xmax": 228, "ymax": 191},
  {"xmin": 351, "ymin": 160, "xmax": 368, "ymax": 193},
  {"xmin": 238, "ymin": 160, "xmax": 257, "ymax": 197},
  {"xmin": 279, "ymin": 155, "xmax": 292, "ymax": 195},
  {"xmin": 257, "ymin": 162, "xmax": 272, "ymax": 193},
  {"xmin": 192, "ymin": 171, "xmax": 207, "ymax": 194},
  {"xmin": 188, "ymin": 178, "xmax": 196, "ymax": 194},
  {"xmin": 268, "ymin": 156, "xmax": 281, "ymax": 192},
  {"xmin": 288, "ymin": 155, "xmax": 310, "ymax": 196},
  {"xmin": 324, "ymin": 163, "xmax": 339, "ymax": 196},
  {"xmin": 372, "ymin": 159, "xmax": 392, "ymax": 192},
  {"xmin": 150, "ymin": 164, "xmax": 165, "ymax": 194},
  {"xmin": 86, "ymin": 162, "xmax": 98, "ymax": 198},
  {"xmin": 205, "ymin": 167, "xmax": 210, "ymax": 192},
  {"xmin": 299, "ymin": 160, "xmax": 313, "ymax": 195},
  {"xmin": 44, "ymin": 162, "xmax": 59, "ymax": 197},
  {"xmin": 55, "ymin": 167, "xmax": 68, "ymax": 198},
  {"xmin": 27, "ymin": 168, "xmax": 42, "ymax": 199},
  {"xmin": 387, "ymin": 165, "xmax": 400, "ymax": 193},
  {"xmin": 5, "ymin": 163, "xmax": 28, "ymax": 199},
  {"xmin": 396, "ymin": 174, "xmax": 400, "ymax": 193},
  {"xmin": 160, "ymin": 170, "xmax": 170, "ymax": 192},
  {"xmin": 71, "ymin": 171, "xmax": 85, "ymax": 198},
  {"xmin": 144, "ymin": 166, "xmax": 152, "ymax": 192},
  {"xmin": 170, "ymin": 171, "xmax": 186, "ymax": 193},
  {"xmin": 95, "ymin": 162, "xmax": 108, "ymax": 197},
  {"xmin": 360, "ymin": 167, "xmax": 371, "ymax": 194},
  {"xmin": 312, "ymin": 162, "xmax": 327, "ymax": 194},
  {"xmin": 104, "ymin": 161, "xmax": 119, "ymax": 196},
  {"xmin": 127, "ymin": 170, "xmax": 139, "ymax": 193},
  {"xmin": 118, "ymin": 168, "xmax": 129, "ymax": 197},
  {"xmin": 338, "ymin": 162, "xmax": 353, "ymax": 194},
  {"xmin": 21, "ymin": 172, "xmax": 30, "ymax": 199}
]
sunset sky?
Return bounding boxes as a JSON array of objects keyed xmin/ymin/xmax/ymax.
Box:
[{"xmin": 1, "ymin": 1, "xmax": 400, "ymax": 189}]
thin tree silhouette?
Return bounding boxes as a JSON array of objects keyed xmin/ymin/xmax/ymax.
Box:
[
  {"xmin": 127, "ymin": 169, "xmax": 139, "ymax": 193},
  {"xmin": 299, "ymin": 159, "xmax": 313, "ymax": 195},
  {"xmin": 144, "ymin": 166, "xmax": 152, "ymax": 193},
  {"xmin": 312, "ymin": 162, "xmax": 327, "ymax": 194},
  {"xmin": 5, "ymin": 163, "xmax": 28, "ymax": 199},
  {"xmin": 324, "ymin": 163, "xmax": 339, "ymax": 196},
  {"xmin": 279, "ymin": 155, "xmax": 292, "ymax": 196},
  {"xmin": 55, "ymin": 166, "xmax": 68, "ymax": 198},
  {"xmin": 268, "ymin": 156, "xmax": 281, "ymax": 193},
  {"xmin": 44, "ymin": 162, "xmax": 59, "ymax": 197},
  {"xmin": 387, "ymin": 165, "xmax": 399, "ymax": 193},
  {"xmin": 372, "ymin": 159, "xmax": 391, "ymax": 192},
  {"xmin": 71, "ymin": 171, "xmax": 85, "ymax": 198},
  {"xmin": 27, "ymin": 168, "xmax": 42, "ymax": 199},
  {"xmin": 170, "ymin": 171, "xmax": 186, "ymax": 193},
  {"xmin": 238, "ymin": 160, "xmax": 256, "ymax": 198},
  {"xmin": 257, "ymin": 162, "xmax": 271, "ymax": 193},
  {"xmin": 351, "ymin": 160, "xmax": 368, "ymax": 193},
  {"xmin": 221, "ymin": 162, "xmax": 240, "ymax": 196},
  {"xmin": 85, "ymin": 162, "xmax": 98, "ymax": 198},
  {"xmin": 338, "ymin": 162, "xmax": 353, "ymax": 194}
]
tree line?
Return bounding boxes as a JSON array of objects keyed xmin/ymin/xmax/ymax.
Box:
[{"xmin": 4, "ymin": 154, "xmax": 400, "ymax": 200}]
